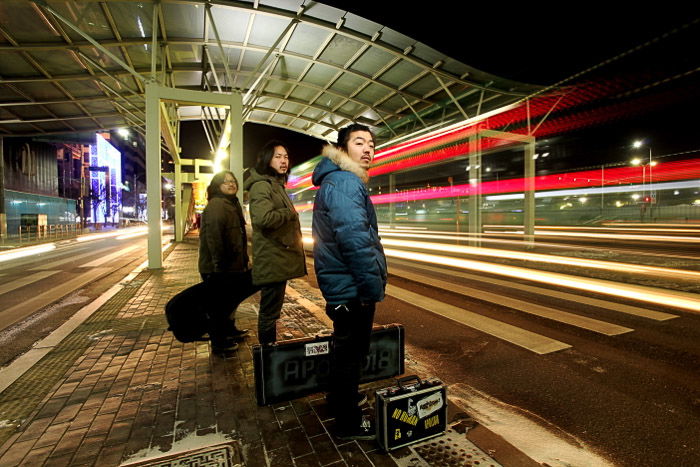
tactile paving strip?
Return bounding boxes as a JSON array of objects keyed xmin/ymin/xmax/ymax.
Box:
[
  {"xmin": 120, "ymin": 441, "xmax": 242, "ymax": 467},
  {"xmin": 394, "ymin": 428, "xmax": 502, "ymax": 467}
]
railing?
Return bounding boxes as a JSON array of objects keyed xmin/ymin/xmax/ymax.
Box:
[{"xmin": 16, "ymin": 223, "xmax": 83, "ymax": 243}]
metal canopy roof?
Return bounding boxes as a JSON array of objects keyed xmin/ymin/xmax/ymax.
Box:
[{"xmin": 0, "ymin": 0, "xmax": 543, "ymax": 145}]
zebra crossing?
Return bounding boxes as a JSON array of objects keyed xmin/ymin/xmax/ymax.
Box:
[
  {"xmin": 0, "ymin": 243, "xmax": 146, "ymax": 332},
  {"xmin": 387, "ymin": 259, "xmax": 689, "ymax": 355}
]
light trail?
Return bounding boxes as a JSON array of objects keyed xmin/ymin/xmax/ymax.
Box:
[
  {"xmin": 378, "ymin": 229, "xmax": 700, "ymax": 262},
  {"xmin": 77, "ymin": 226, "xmax": 148, "ymax": 242},
  {"xmin": 0, "ymin": 227, "xmax": 150, "ymax": 264},
  {"xmin": 302, "ymin": 233, "xmax": 700, "ymax": 280},
  {"xmin": 381, "ymin": 238, "xmax": 700, "ymax": 281},
  {"xmin": 0, "ymin": 244, "xmax": 56, "ymax": 264},
  {"xmin": 116, "ymin": 227, "xmax": 149, "ymax": 240},
  {"xmin": 483, "ymin": 230, "xmax": 700, "ymax": 243},
  {"xmin": 601, "ymin": 223, "xmax": 700, "ymax": 228},
  {"xmin": 488, "ymin": 225, "xmax": 700, "ymax": 234},
  {"xmin": 384, "ymin": 248, "xmax": 700, "ymax": 312}
]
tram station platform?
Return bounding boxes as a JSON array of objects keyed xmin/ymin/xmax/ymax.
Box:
[{"xmin": 0, "ymin": 237, "xmax": 533, "ymax": 467}]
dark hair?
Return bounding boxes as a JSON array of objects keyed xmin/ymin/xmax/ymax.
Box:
[
  {"xmin": 255, "ymin": 140, "xmax": 290, "ymax": 182},
  {"xmin": 336, "ymin": 123, "xmax": 375, "ymax": 151},
  {"xmin": 207, "ymin": 170, "xmax": 238, "ymax": 200}
]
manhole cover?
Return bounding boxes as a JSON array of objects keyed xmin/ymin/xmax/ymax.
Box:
[{"xmin": 120, "ymin": 441, "xmax": 242, "ymax": 467}]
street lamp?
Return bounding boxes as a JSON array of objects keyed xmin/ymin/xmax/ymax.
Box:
[
  {"xmin": 631, "ymin": 140, "xmax": 655, "ymax": 199},
  {"xmin": 631, "ymin": 140, "xmax": 658, "ymax": 222}
]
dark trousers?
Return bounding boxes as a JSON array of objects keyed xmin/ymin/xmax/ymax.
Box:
[
  {"xmin": 258, "ymin": 281, "xmax": 287, "ymax": 344},
  {"xmin": 201, "ymin": 270, "xmax": 260, "ymax": 347},
  {"xmin": 326, "ymin": 301, "xmax": 375, "ymax": 432}
]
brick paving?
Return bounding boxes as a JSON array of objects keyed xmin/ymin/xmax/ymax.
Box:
[{"xmin": 0, "ymin": 238, "xmax": 509, "ymax": 467}]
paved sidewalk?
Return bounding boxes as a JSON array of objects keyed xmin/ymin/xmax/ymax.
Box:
[{"xmin": 0, "ymin": 239, "xmax": 510, "ymax": 467}]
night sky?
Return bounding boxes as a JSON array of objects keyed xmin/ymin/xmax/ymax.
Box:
[{"xmin": 182, "ymin": 4, "xmax": 700, "ymax": 170}]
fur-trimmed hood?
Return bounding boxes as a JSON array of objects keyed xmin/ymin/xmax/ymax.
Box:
[{"xmin": 312, "ymin": 144, "xmax": 369, "ymax": 186}]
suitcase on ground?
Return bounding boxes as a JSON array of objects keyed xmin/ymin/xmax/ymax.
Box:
[
  {"xmin": 253, "ymin": 323, "xmax": 405, "ymax": 405},
  {"xmin": 164, "ymin": 282, "xmax": 211, "ymax": 343},
  {"xmin": 375, "ymin": 375, "xmax": 447, "ymax": 451}
]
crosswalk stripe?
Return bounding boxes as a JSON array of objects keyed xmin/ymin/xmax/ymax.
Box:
[
  {"xmin": 29, "ymin": 248, "xmax": 112, "ymax": 271},
  {"xmin": 392, "ymin": 268, "xmax": 633, "ymax": 336},
  {"xmin": 386, "ymin": 284, "xmax": 571, "ymax": 355},
  {"xmin": 390, "ymin": 259, "xmax": 678, "ymax": 321},
  {"xmin": 81, "ymin": 245, "xmax": 141, "ymax": 268},
  {"xmin": 0, "ymin": 271, "xmax": 60, "ymax": 297},
  {"xmin": 0, "ymin": 267, "xmax": 113, "ymax": 332}
]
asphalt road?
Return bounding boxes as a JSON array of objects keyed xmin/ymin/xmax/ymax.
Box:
[
  {"xmin": 0, "ymin": 229, "xmax": 164, "ymax": 368},
  {"xmin": 3, "ymin": 226, "xmax": 699, "ymax": 466},
  {"xmin": 363, "ymin": 239, "xmax": 700, "ymax": 467}
]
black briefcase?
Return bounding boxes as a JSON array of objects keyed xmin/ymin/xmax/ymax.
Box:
[
  {"xmin": 375, "ymin": 375, "xmax": 447, "ymax": 451},
  {"xmin": 253, "ymin": 323, "xmax": 404, "ymax": 405}
]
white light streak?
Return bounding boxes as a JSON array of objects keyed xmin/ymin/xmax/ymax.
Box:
[
  {"xmin": 381, "ymin": 238, "xmax": 700, "ymax": 280},
  {"xmin": 384, "ymin": 248, "xmax": 700, "ymax": 312},
  {"xmin": 0, "ymin": 244, "xmax": 55, "ymax": 263},
  {"xmin": 116, "ymin": 227, "xmax": 148, "ymax": 240}
]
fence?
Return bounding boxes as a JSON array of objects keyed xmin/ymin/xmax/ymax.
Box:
[{"xmin": 13, "ymin": 223, "xmax": 83, "ymax": 244}]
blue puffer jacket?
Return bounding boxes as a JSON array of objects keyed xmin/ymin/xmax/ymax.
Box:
[{"xmin": 311, "ymin": 145, "xmax": 387, "ymax": 305}]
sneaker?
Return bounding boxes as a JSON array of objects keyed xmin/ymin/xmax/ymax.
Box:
[
  {"xmin": 211, "ymin": 341, "xmax": 239, "ymax": 353},
  {"xmin": 336, "ymin": 416, "xmax": 376, "ymax": 441},
  {"xmin": 325, "ymin": 392, "xmax": 368, "ymax": 407}
]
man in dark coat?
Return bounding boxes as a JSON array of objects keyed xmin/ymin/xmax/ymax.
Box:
[
  {"xmin": 245, "ymin": 141, "xmax": 306, "ymax": 344},
  {"xmin": 312, "ymin": 123, "xmax": 388, "ymax": 440}
]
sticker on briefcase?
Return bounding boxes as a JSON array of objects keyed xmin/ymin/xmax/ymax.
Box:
[
  {"xmin": 416, "ymin": 391, "xmax": 443, "ymax": 419},
  {"xmin": 305, "ymin": 341, "xmax": 329, "ymax": 356},
  {"xmin": 376, "ymin": 379, "xmax": 447, "ymax": 451}
]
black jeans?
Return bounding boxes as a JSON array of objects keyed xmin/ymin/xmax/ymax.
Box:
[
  {"xmin": 258, "ymin": 281, "xmax": 287, "ymax": 344},
  {"xmin": 326, "ymin": 301, "xmax": 375, "ymax": 432},
  {"xmin": 201, "ymin": 270, "xmax": 260, "ymax": 347}
]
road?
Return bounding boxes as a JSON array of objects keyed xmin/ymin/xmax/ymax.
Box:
[
  {"xmin": 357, "ymin": 226, "xmax": 700, "ymax": 466},
  {"xmin": 2, "ymin": 225, "xmax": 699, "ymax": 466},
  {"xmin": 0, "ymin": 227, "xmax": 168, "ymax": 367}
]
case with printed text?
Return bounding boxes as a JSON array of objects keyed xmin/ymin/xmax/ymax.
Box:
[{"xmin": 375, "ymin": 376, "xmax": 447, "ymax": 451}]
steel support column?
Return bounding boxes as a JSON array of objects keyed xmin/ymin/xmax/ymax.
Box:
[
  {"xmin": 174, "ymin": 162, "xmax": 183, "ymax": 242},
  {"xmin": 524, "ymin": 139, "xmax": 536, "ymax": 245},
  {"xmin": 146, "ymin": 82, "xmax": 163, "ymax": 269},
  {"xmin": 389, "ymin": 173, "xmax": 395, "ymax": 228},
  {"xmin": 467, "ymin": 135, "xmax": 482, "ymax": 247},
  {"xmin": 146, "ymin": 83, "xmax": 242, "ymax": 268},
  {"xmin": 228, "ymin": 93, "xmax": 244, "ymax": 205},
  {"xmin": 0, "ymin": 136, "xmax": 5, "ymax": 240}
]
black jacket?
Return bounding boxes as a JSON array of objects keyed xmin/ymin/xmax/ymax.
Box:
[{"xmin": 198, "ymin": 194, "xmax": 249, "ymax": 274}]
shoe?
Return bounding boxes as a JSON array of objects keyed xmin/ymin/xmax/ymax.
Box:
[
  {"xmin": 231, "ymin": 328, "xmax": 250, "ymax": 337},
  {"xmin": 211, "ymin": 341, "xmax": 239, "ymax": 353},
  {"xmin": 325, "ymin": 392, "xmax": 368, "ymax": 407},
  {"xmin": 336, "ymin": 416, "xmax": 376, "ymax": 441},
  {"xmin": 229, "ymin": 328, "xmax": 249, "ymax": 342}
]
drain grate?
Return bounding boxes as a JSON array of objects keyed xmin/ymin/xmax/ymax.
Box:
[
  {"xmin": 120, "ymin": 442, "xmax": 242, "ymax": 467},
  {"xmin": 393, "ymin": 428, "xmax": 502, "ymax": 467}
]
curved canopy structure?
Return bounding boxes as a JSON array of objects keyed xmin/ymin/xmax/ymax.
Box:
[{"xmin": 0, "ymin": 0, "xmax": 542, "ymax": 144}]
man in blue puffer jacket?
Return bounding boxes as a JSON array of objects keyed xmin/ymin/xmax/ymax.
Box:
[{"xmin": 312, "ymin": 123, "xmax": 388, "ymax": 440}]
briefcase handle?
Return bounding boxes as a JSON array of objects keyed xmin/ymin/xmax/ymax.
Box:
[{"xmin": 396, "ymin": 375, "xmax": 421, "ymax": 389}]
